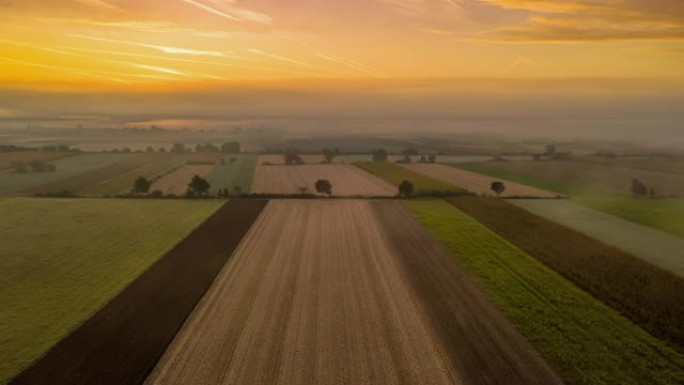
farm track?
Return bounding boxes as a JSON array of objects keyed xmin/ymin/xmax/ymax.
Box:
[
  {"xmin": 401, "ymin": 163, "xmax": 559, "ymax": 198},
  {"xmin": 9, "ymin": 200, "xmax": 267, "ymax": 385},
  {"xmin": 147, "ymin": 200, "xmax": 561, "ymax": 385}
]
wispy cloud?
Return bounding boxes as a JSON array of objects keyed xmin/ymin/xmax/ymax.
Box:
[
  {"xmin": 182, "ymin": 0, "xmax": 241, "ymax": 21},
  {"xmin": 316, "ymin": 52, "xmax": 382, "ymax": 77}
]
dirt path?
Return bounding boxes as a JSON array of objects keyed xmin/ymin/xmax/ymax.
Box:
[
  {"xmin": 401, "ymin": 163, "xmax": 560, "ymax": 198},
  {"xmin": 147, "ymin": 200, "xmax": 562, "ymax": 385},
  {"xmin": 10, "ymin": 200, "xmax": 267, "ymax": 385}
]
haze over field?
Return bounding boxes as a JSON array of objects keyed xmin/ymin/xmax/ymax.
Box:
[{"xmin": 0, "ymin": 1, "xmax": 683, "ymax": 146}]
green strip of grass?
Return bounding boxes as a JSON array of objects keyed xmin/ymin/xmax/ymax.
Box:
[
  {"xmin": 355, "ymin": 162, "xmax": 464, "ymax": 194},
  {"xmin": 0, "ymin": 198, "xmax": 224, "ymax": 384},
  {"xmin": 404, "ymin": 200, "xmax": 684, "ymax": 385}
]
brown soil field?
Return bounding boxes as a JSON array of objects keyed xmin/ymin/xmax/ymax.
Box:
[
  {"xmin": 24, "ymin": 153, "xmax": 172, "ymax": 196},
  {"xmin": 0, "ymin": 152, "xmax": 75, "ymax": 170},
  {"xmin": 401, "ymin": 163, "xmax": 559, "ymax": 198},
  {"xmin": 482, "ymin": 160, "xmax": 684, "ymax": 196},
  {"xmin": 150, "ymin": 164, "xmax": 215, "ymax": 195},
  {"xmin": 10, "ymin": 200, "xmax": 267, "ymax": 385},
  {"xmin": 147, "ymin": 200, "xmax": 562, "ymax": 385},
  {"xmin": 251, "ymin": 164, "xmax": 396, "ymax": 196},
  {"xmin": 449, "ymin": 196, "xmax": 684, "ymax": 349}
]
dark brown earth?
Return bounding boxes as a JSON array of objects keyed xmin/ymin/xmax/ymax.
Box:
[{"xmin": 10, "ymin": 199, "xmax": 268, "ymax": 385}]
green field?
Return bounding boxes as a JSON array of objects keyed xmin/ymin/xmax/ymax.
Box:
[
  {"xmin": 405, "ymin": 200, "xmax": 684, "ymax": 385},
  {"xmin": 0, "ymin": 198, "xmax": 223, "ymax": 384},
  {"xmin": 455, "ymin": 162, "xmax": 684, "ymax": 237},
  {"xmin": 80, "ymin": 154, "xmax": 187, "ymax": 197},
  {"xmin": 354, "ymin": 162, "xmax": 464, "ymax": 194},
  {"xmin": 0, "ymin": 153, "xmax": 134, "ymax": 196},
  {"xmin": 205, "ymin": 154, "xmax": 257, "ymax": 195}
]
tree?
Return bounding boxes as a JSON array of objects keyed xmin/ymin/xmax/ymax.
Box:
[
  {"xmin": 230, "ymin": 157, "xmax": 237, "ymax": 164},
  {"xmin": 133, "ymin": 176, "xmax": 152, "ymax": 194},
  {"xmin": 545, "ymin": 143, "xmax": 556, "ymax": 156},
  {"xmin": 145, "ymin": 146, "xmax": 155, "ymax": 153},
  {"xmin": 372, "ymin": 148, "xmax": 388, "ymax": 162},
  {"xmin": 491, "ymin": 181, "xmax": 506, "ymax": 196},
  {"xmin": 398, "ymin": 180, "xmax": 414, "ymax": 198},
  {"xmin": 315, "ymin": 179, "xmax": 332, "ymax": 196},
  {"xmin": 322, "ymin": 147, "xmax": 336, "ymax": 164},
  {"xmin": 12, "ymin": 160, "xmax": 28, "ymax": 173},
  {"xmin": 171, "ymin": 143, "xmax": 186, "ymax": 153},
  {"xmin": 232, "ymin": 185, "xmax": 243, "ymax": 197},
  {"xmin": 428, "ymin": 154, "xmax": 437, "ymax": 163},
  {"xmin": 30, "ymin": 160, "xmax": 56, "ymax": 172},
  {"xmin": 284, "ymin": 150, "xmax": 304, "ymax": 165},
  {"xmin": 188, "ymin": 175, "xmax": 211, "ymax": 196},
  {"xmin": 631, "ymin": 179, "xmax": 648, "ymax": 197},
  {"xmin": 402, "ymin": 148, "xmax": 419, "ymax": 156}
]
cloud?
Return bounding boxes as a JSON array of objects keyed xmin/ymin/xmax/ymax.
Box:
[{"xmin": 479, "ymin": 0, "xmax": 684, "ymax": 42}]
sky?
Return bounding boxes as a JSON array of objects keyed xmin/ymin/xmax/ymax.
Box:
[{"xmin": 0, "ymin": 0, "xmax": 683, "ymax": 140}]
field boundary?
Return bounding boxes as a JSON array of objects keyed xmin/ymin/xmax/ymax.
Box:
[{"xmin": 10, "ymin": 200, "xmax": 268, "ymax": 385}]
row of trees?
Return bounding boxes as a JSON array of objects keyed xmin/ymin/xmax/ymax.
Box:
[{"xmin": 12, "ymin": 160, "xmax": 57, "ymax": 173}]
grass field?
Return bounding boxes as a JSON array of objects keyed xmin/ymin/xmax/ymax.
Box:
[
  {"xmin": 456, "ymin": 162, "xmax": 684, "ymax": 237},
  {"xmin": 0, "ymin": 198, "xmax": 223, "ymax": 384},
  {"xmin": 354, "ymin": 162, "xmax": 464, "ymax": 195},
  {"xmin": 405, "ymin": 200, "xmax": 684, "ymax": 385},
  {"xmin": 0, "ymin": 153, "xmax": 134, "ymax": 196},
  {"xmin": 204, "ymin": 154, "xmax": 257, "ymax": 195},
  {"xmin": 81, "ymin": 154, "xmax": 187, "ymax": 196}
]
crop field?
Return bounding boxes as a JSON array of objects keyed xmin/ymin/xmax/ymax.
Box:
[
  {"xmin": 204, "ymin": 154, "xmax": 257, "ymax": 195},
  {"xmin": 456, "ymin": 161, "xmax": 684, "ymax": 236},
  {"xmin": 355, "ymin": 162, "xmax": 464, "ymax": 195},
  {"xmin": 186, "ymin": 152, "xmax": 222, "ymax": 165},
  {"xmin": 251, "ymin": 164, "xmax": 396, "ymax": 196},
  {"xmin": 80, "ymin": 154, "xmax": 187, "ymax": 197},
  {"xmin": 458, "ymin": 160, "xmax": 684, "ymax": 197},
  {"xmin": 574, "ymin": 155, "xmax": 684, "ymax": 175},
  {"xmin": 511, "ymin": 199, "xmax": 684, "ymax": 278},
  {"xmin": 401, "ymin": 163, "xmax": 560, "ymax": 198},
  {"xmin": 147, "ymin": 200, "xmax": 562, "ymax": 385},
  {"xmin": 0, "ymin": 152, "xmax": 75, "ymax": 171},
  {"xmin": 449, "ymin": 196, "xmax": 684, "ymax": 348},
  {"xmin": 0, "ymin": 153, "xmax": 133, "ymax": 196},
  {"xmin": 23, "ymin": 153, "xmax": 183, "ymax": 196},
  {"xmin": 0, "ymin": 198, "xmax": 223, "ymax": 384},
  {"xmin": 150, "ymin": 165, "xmax": 215, "ymax": 195},
  {"xmin": 405, "ymin": 200, "xmax": 684, "ymax": 385}
]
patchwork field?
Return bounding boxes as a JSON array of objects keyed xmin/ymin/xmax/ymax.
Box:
[
  {"xmin": 449, "ymin": 196, "xmax": 684, "ymax": 349},
  {"xmin": 511, "ymin": 199, "xmax": 684, "ymax": 278},
  {"xmin": 147, "ymin": 200, "xmax": 562, "ymax": 385},
  {"xmin": 204, "ymin": 154, "xmax": 257, "ymax": 195},
  {"xmin": 0, "ymin": 152, "xmax": 75, "ymax": 171},
  {"xmin": 458, "ymin": 160, "xmax": 684, "ymax": 197},
  {"xmin": 150, "ymin": 165, "xmax": 215, "ymax": 195},
  {"xmin": 401, "ymin": 163, "xmax": 560, "ymax": 198},
  {"xmin": 0, "ymin": 153, "xmax": 133, "ymax": 196},
  {"xmin": 251, "ymin": 164, "xmax": 396, "ymax": 196},
  {"xmin": 80, "ymin": 154, "xmax": 187, "ymax": 197},
  {"xmin": 406, "ymin": 200, "xmax": 684, "ymax": 385},
  {"xmin": 355, "ymin": 162, "xmax": 464, "ymax": 195},
  {"xmin": 0, "ymin": 198, "xmax": 223, "ymax": 384}
]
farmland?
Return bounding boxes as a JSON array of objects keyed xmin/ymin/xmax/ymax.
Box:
[
  {"xmin": 512, "ymin": 199, "xmax": 684, "ymax": 277},
  {"xmin": 0, "ymin": 198, "xmax": 223, "ymax": 384},
  {"xmin": 147, "ymin": 200, "xmax": 561, "ymax": 385},
  {"xmin": 401, "ymin": 163, "xmax": 560, "ymax": 198},
  {"xmin": 150, "ymin": 165, "xmax": 215, "ymax": 195},
  {"xmin": 80, "ymin": 154, "xmax": 187, "ymax": 197},
  {"xmin": 0, "ymin": 152, "xmax": 75, "ymax": 171},
  {"xmin": 456, "ymin": 161, "xmax": 684, "ymax": 236},
  {"xmin": 251, "ymin": 164, "xmax": 396, "ymax": 196},
  {"xmin": 405, "ymin": 200, "xmax": 684, "ymax": 385},
  {"xmin": 0, "ymin": 153, "xmax": 133, "ymax": 196},
  {"xmin": 204, "ymin": 154, "xmax": 257, "ymax": 195},
  {"xmin": 355, "ymin": 162, "xmax": 464, "ymax": 195},
  {"xmin": 449, "ymin": 196, "xmax": 684, "ymax": 348}
]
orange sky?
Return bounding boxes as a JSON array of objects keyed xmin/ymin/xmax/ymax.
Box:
[{"xmin": 1, "ymin": 0, "xmax": 683, "ymax": 90}]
